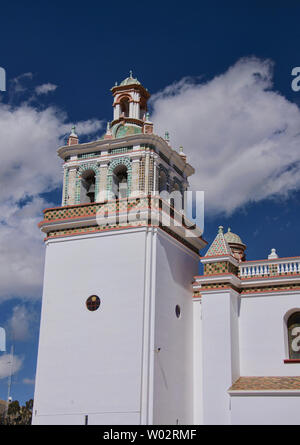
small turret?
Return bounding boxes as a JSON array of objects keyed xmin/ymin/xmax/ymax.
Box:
[
  {"xmin": 179, "ymin": 145, "xmax": 187, "ymax": 162},
  {"xmin": 224, "ymin": 227, "xmax": 246, "ymax": 262},
  {"xmin": 67, "ymin": 126, "xmax": 79, "ymax": 146}
]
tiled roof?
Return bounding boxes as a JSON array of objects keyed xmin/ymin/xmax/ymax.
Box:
[
  {"xmin": 229, "ymin": 376, "xmax": 300, "ymax": 391},
  {"xmin": 205, "ymin": 226, "xmax": 232, "ymax": 257},
  {"xmin": 224, "ymin": 227, "xmax": 246, "ymax": 247}
]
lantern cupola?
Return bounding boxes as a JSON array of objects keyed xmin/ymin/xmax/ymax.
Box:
[{"xmin": 110, "ymin": 71, "xmax": 152, "ymax": 138}]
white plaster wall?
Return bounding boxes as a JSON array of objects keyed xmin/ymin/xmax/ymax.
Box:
[
  {"xmin": 193, "ymin": 299, "xmax": 203, "ymax": 424},
  {"xmin": 152, "ymin": 230, "xmax": 199, "ymax": 425},
  {"xmin": 201, "ymin": 289, "xmax": 240, "ymax": 425},
  {"xmin": 239, "ymin": 293, "xmax": 300, "ymax": 376},
  {"xmin": 230, "ymin": 395, "xmax": 300, "ymax": 425},
  {"xmin": 33, "ymin": 228, "xmax": 149, "ymax": 425},
  {"xmin": 33, "ymin": 412, "xmax": 140, "ymax": 425}
]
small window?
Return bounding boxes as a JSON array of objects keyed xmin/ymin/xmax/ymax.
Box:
[
  {"xmin": 175, "ymin": 305, "xmax": 181, "ymax": 319},
  {"xmin": 86, "ymin": 295, "xmax": 101, "ymax": 311},
  {"xmin": 287, "ymin": 312, "xmax": 300, "ymax": 359}
]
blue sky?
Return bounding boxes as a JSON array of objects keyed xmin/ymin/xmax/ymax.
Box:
[{"xmin": 1, "ymin": 0, "xmax": 300, "ymax": 404}]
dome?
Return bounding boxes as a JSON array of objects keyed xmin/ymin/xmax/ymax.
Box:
[
  {"xmin": 119, "ymin": 71, "xmax": 141, "ymax": 87},
  {"xmin": 224, "ymin": 228, "xmax": 246, "ymax": 247}
]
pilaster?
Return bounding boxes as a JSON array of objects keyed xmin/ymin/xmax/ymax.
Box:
[
  {"xmin": 97, "ymin": 163, "xmax": 109, "ymax": 202},
  {"xmin": 67, "ymin": 167, "xmax": 78, "ymax": 205},
  {"xmin": 201, "ymin": 287, "xmax": 240, "ymax": 425},
  {"xmin": 131, "ymin": 158, "xmax": 141, "ymax": 197}
]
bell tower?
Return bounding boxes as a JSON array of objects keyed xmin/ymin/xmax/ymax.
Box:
[{"xmin": 32, "ymin": 74, "xmax": 206, "ymax": 425}]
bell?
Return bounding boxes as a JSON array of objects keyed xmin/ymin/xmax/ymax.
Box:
[{"xmin": 86, "ymin": 183, "xmax": 95, "ymax": 202}]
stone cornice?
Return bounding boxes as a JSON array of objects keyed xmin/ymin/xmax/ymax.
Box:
[
  {"xmin": 39, "ymin": 197, "xmax": 207, "ymax": 253},
  {"xmin": 241, "ymin": 256, "xmax": 300, "ymax": 266},
  {"xmin": 110, "ymin": 83, "xmax": 150, "ymax": 99},
  {"xmin": 57, "ymin": 134, "xmax": 194, "ymax": 177},
  {"xmin": 193, "ymin": 271, "xmax": 300, "ymax": 295},
  {"xmin": 193, "ymin": 273, "xmax": 241, "ymax": 288},
  {"xmin": 201, "ymin": 254, "xmax": 239, "ymax": 267}
]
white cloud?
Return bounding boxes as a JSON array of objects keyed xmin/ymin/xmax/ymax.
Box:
[
  {"xmin": 0, "ymin": 88, "xmax": 104, "ymax": 301},
  {"xmin": 0, "ymin": 103, "xmax": 102, "ymax": 203},
  {"xmin": 151, "ymin": 57, "xmax": 300, "ymax": 215},
  {"xmin": 7, "ymin": 305, "xmax": 35, "ymax": 341},
  {"xmin": 0, "ymin": 197, "xmax": 49, "ymax": 301},
  {"xmin": 0, "ymin": 354, "xmax": 23, "ymax": 379},
  {"xmin": 35, "ymin": 83, "xmax": 58, "ymax": 95},
  {"xmin": 10, "ymin": 73, "xmax": 33, "ymax": 94}
]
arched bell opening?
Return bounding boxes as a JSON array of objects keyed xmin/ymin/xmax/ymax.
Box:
[
  {"xmin": 159, "ymin": 170, "xmax": 168, "ymax": 194},
  {"xmin": 80, "ymin": 169, "xmax": 96, "ymax": 203},
  {"xmin": 120, "ymin": 97, "xmax": 130, "ymax": 118},
  {"xmin": 112, "ymin": 165, "xmax": 128, "ymax": 199},
  {"xmin": 172, "ymin": 182, "xmax": 180, "ymax": 193},
  {"xmin": 170, "ymin": 182, "xmax": 183, "ymax": 211}
]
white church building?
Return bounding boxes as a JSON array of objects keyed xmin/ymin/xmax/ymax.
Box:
[{"xmin": 32, "ymin": 74, "xmax": 300, "ymax": 425}]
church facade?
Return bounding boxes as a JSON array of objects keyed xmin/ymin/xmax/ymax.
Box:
[{"xmin": 32, "ymin": 75, "xmax": 300, "ymax": 425}]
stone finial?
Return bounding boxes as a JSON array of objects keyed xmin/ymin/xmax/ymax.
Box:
[
  {"xmin": 104, "ymin": 121, "xmax": 113, "ymax": 140},
  {"xmin": 70, "ymin": 125, "xmax": 77, "ymax": 137},
  {"xmin": 218, "ymin": 225, "xmax": 224, "ymax": 234},
  {"xmin": 179, "ymin": 145, "xmax": 187, "ymax": 161},
  {"xmin": 129, "ymin": 70, "xmax": 133, "ymax": 78},
  {"xmin": 67, "ymin": 125, "xmax": 79, "ymax": 146},
  {"xmin": 268, "ymin": 248, "xmax": 279, "ymax": 259}
]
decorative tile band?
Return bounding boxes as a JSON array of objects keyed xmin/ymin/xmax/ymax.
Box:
[
  {"xmin": 241, "ymin": 283, "xmax": 300, "ymax": 294},
  {"xmin": 40, "ymin": 196, "xmax": 202, "ymax": 254},
  {"xmin": 204, "ymin": 262, "xmax": 238, "ymax": 276},
  {"xmin": 42, "ymin": 197, "xmax": 149, "ymax": 222}
]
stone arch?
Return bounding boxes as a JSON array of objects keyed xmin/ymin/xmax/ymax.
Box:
[
  {"xmin": 158, "ymin": 164, "xmax": 170, "ymax": 193},
  {"xmin": 284, "ymin": 308, "xmax": 300, "ymax": 359},
  {"xmin": 171, "ymin": 176, "xmax": 183, "ymax": 194},
  {"xmin": 107, "ymin": 157, "xmax": 132, "ymax": 198},
  {"xmin": 114, "ymin": 93, "xmax": 132, "ymax": 105},
  {"xmin": 119, "ymin": 96, "xmax": 131, "ymax": 117},
  {"xmin": 75, "ymin": 163, "xmax": 99, "ymax": 204}
]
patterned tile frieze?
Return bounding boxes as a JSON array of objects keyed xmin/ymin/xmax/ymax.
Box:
[
  {"xmin": 242, "ymin": 283, "xmax": 300, "ymax": 294},
  {"xmin": 43, "ymin": 197, "xmax": 149, "ymax": 222},
  {"xmin": 41, "ymin": 196, "xmax": 203, "ymax": 253}
]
